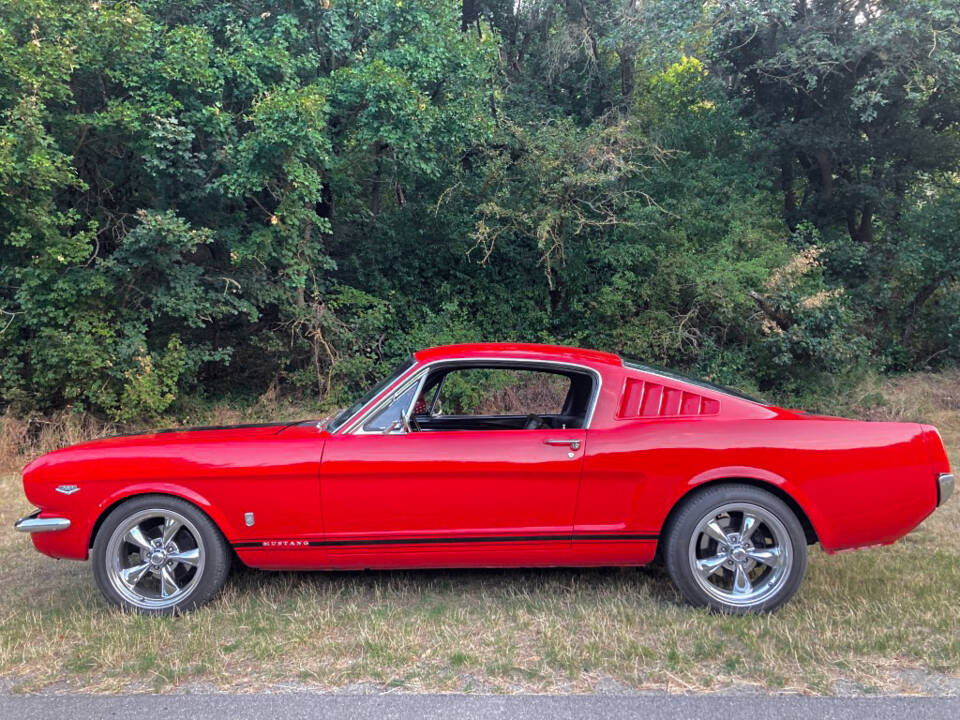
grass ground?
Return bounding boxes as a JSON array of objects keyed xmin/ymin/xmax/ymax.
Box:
[{"xmin": 0, "ymin": 372, "xmax": 958, "ymax": 695}]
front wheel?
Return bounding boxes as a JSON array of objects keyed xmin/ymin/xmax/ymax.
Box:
[
  {"xmin": 92, "ymin": 495, "xmax": 230, "ymax": 614},
  {"xmin": 664, "ymin": 484, "xmax": 808, "ymax": 613}
]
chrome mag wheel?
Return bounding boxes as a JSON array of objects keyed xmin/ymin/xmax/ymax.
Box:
[
  {"xmin": 105, "ymin": 508, "xmax": 206, "ymax": 610},
  {"xmin": 687, "ymin": 502, "xmax": 793, "ymax": 608}
]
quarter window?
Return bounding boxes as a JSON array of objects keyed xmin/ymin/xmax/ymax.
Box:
[{"xmin": 363, "ymin": 382, "xmax": 420, "ymax": 433}]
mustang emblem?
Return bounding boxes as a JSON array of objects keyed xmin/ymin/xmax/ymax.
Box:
[{"xmin": 55, "ymin": 485, "xmax": 80, "ymax": 495}]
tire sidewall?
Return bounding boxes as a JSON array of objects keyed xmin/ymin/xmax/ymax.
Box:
[
  {"xmin": 92, "ymin": 495, "xmax": 229, "ymax": 615},
  {"xmin": 664, "ymin": 484, "xmax": 808, "ymax": 614}
]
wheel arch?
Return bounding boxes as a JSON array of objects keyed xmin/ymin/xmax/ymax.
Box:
[
  {"xmin": 88, "ymin": 486, "xmax": 236, "ymax": 549},
  {"xmin": 663, "ymin": 475, "xmax": 820, "ymax": 546}
]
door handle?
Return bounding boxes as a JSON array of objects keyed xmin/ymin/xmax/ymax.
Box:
[{"xmin": 544, "ymin": 438, "xmax": 581, "ymax": 450}]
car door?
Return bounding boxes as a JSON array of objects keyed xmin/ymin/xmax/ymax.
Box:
[{"xmin": 318, "ymin": 365, "xmax": 588, "ymax": 566}]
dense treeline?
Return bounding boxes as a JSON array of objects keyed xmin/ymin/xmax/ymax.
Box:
[{"xmin": 1, "ymin": 0, "xmax": 959, "ymax": 419}]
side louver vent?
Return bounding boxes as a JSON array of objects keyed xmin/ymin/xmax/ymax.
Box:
[{"xmin": 618, "ymin": 378, "xmax": 720, "ymax": 419}]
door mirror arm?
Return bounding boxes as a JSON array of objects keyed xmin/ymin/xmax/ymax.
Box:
[{"xmin": 382, "ymin": 419, "xmax": 406, "ymax": 435}]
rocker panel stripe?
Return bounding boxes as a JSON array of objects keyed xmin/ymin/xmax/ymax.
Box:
[{"xmin": 232, "ymin": 533, "xmax": 658, "ymax": 549}]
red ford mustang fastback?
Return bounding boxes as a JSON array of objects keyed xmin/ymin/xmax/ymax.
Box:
[{"xmin": 16, "ymin": 343, "xmax": 954, "ymax": 614}]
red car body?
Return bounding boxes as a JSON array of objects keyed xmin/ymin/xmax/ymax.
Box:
[{"xmin": 19, "ymin": 343, "xmax": 953, "ymax": 572}]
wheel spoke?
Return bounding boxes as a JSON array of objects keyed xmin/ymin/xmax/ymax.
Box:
[
  {"xmin": 124, "ymin": 524, "xmax": 153, "ymax": 552},
  {"xmin": 695, "ymin": 553, "xmax": 727, "ymax": 578},
  {"xmin": 733, "ymin": 564, "xmax": 753, "ymax": 595},
  {"xmin": 168, "ymin": 548, "xmax": 200, "ymax": 568},
  {"xmin": 689, "ymin": 502, "xmax": 796, "ymax": 606},
  {"xmin": 161, "ymin": 516, "xmax": 183, "ymax": 544},
  {"xmin": 702, "ymin": 519, "xmax": 729, "ymax": 545},
  {"xmin": 119, "ymin": 562, "xmax": 151, "ymax": 589},
  {"xmin": 740, "ymin": 513, "xmax": 759, "ymax": 541},
  {"xmin": 746, "ymin": 546, "xmax": 783, "ymax": 568},
  {"xmin": 108, "ymin": 511, "xmax": 207, "ymax": 609},
  {"xmin": 159, "ymin": 566, "xmax": 180, "ymax": 598}
]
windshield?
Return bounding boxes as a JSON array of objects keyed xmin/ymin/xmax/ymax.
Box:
[
  {"xmin": 326, "ymin": 356, "xmax": 416, "ymax": 432},
  {"xmin": 622, "ymin": 359, "xmax": 766, "ymax": 404}
]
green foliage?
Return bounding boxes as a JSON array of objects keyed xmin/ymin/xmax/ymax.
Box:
[
  {"xmin": 1, "ymin": 0, "xmax": 958, "ymax": 419},
  {"xmin": 116, "ymin": 335, "xmax": 188, "ymax": 422},
  {"xmin": 712, "ymin": 0, "xmax": 960, "ymax": 370},
  {"xmin": 0, "ymin": 0, "xmax": 495, "ymax": 418}
]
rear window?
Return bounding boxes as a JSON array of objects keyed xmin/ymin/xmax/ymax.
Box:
[{"xmin": 621, "ymin": 360, "xmax": 766, "ymax": 404}]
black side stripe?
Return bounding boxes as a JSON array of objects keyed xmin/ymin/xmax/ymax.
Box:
[{"xmin": 233, "ymin": 533, "xmax": 657, "ymax": 549}]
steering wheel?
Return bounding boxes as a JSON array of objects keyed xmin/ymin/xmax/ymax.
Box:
[{"xmin": 523, "ymin": 413, "xmax": 544, "ymax": 430}]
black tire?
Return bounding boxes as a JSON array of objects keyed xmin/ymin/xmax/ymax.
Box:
[
  {"xmin": 92, "ymin": 495, "xmax": 230, "ymax": 615},
  {"xmin": 663, "ymin": 483, "xmax": 808, "ymax": 614}
]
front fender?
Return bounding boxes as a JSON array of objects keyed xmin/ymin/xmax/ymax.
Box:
[
  {"xmin": 29, "ymin": 482, "xmax": 239, "ymax": 561},
  {"xmin": 89, "ymin": 482, "xmax": 240, "ymax": 547}
]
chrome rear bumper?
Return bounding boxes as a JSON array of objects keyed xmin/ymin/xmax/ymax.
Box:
[
  {"xmin": 14, "ymin": 509, "xmax": 71, "ymax": 533},
  {"xmin": 938, "ymin": 473, "xmax": 955, "ymax": 507}
]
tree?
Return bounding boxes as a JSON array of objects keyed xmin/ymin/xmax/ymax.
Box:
[{"xmin": 712, "ymin": 0, "xmax": 960, "ymax": 245}]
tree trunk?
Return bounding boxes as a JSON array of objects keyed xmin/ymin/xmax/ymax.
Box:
[
  {"xmin": 619, "ymin": 43, "xmax": 637, "ymax": 110},
  {"xmin": 619, "ymin": 1, "xmax": 640, "ymax": 110},
  {"xmin": 749, "ymin": 290, "xmax": 792, "ymax": 331},
  {"xmin": 461, "ymin": 0, "xmax": 478, "ymax": 32},
  {"xmin": 902, "ymin": 276, "xmax": 945, "ymax": 347},
  {"xmin": 781, "ymin": 155, "xmax": 798, "ymax": 232},
  {"xmin": 846, "ymin": 205, "xmax": 873, "ymax": 244},
  {"xmin": 369, "ymin": 143, "xmax": 387, "ymax": 218},
  {"xmin": 317, "ymin": 181, "xmax": 335, "ymax": 223},
  {"xmin": 814, "ymin": 148, "xmax": 833, "ymax": 202}
]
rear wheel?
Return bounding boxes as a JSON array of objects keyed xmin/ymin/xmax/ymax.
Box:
[
  {"xmin": 92, "ymin": 495, "xmax": 230, "ymax": 614},
  {"xmin": 664, "ymin": 484, "xmax": 807, "ymax": 613}
]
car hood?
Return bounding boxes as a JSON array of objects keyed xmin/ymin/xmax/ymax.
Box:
[{"xmin": 22, "ymin": 421, "xmax": 316, "ymax": 475}]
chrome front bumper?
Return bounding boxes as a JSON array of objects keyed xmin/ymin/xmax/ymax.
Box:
[
  {"xmin": 938, "ymin": 473, "xmax": 955, "ymax": 507},
  {"xmin": 14, "ymin": 509, "xmax": 71, "ymax": 533}
]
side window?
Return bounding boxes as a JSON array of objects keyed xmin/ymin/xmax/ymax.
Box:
[
  {"xmin": 363, "ymin": 382, "xmax": 419, "ymax": 432},
  {"xmin": 432, "ymin": 369, "xmax": 570, "ymax": 416}
]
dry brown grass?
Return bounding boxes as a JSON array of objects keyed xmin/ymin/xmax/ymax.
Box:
[
  {"xmin": 0, "ymin": 373, "xmax": 958, "ymax": 695},
  {"xmin": 474, "ymin": 372, "xmax": 570, "ymax": 415},
  {"xmin": 0, "ymin": 413, "xmax": 114, "ymax": 475}
]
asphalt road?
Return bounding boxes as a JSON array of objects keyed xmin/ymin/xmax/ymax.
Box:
[{"xmin": 2, "ymin": 694, "xmax": 959, "ymax": 720}]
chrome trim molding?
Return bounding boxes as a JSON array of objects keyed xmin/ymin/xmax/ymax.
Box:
[
  {"xmin": 341, "ymin": 357, "xmax": 604, "ymax": 435},
  {"xmin": 339, "ymin": 365, "xmax": 423, "ymax": 435},
  {"xmin": 938, "ymin": 473, "xmax": 954, "ymax": 507},
  {"xmin": 14, "ymin": 510, "xmax": 71, "ymax": 533}
]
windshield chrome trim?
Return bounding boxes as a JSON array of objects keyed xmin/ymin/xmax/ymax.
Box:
[
  {"xmin": 346, "ymin": 369, "xmax": 425, "ymax": 436},
  {"xmin": 338, "ymin": 357, "xmax": 603, "ymax": 435}
]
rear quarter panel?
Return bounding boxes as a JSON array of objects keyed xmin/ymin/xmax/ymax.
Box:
[{"xmin": 577, "ymin": 417, "xmax": 937, "ymax": 552}]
